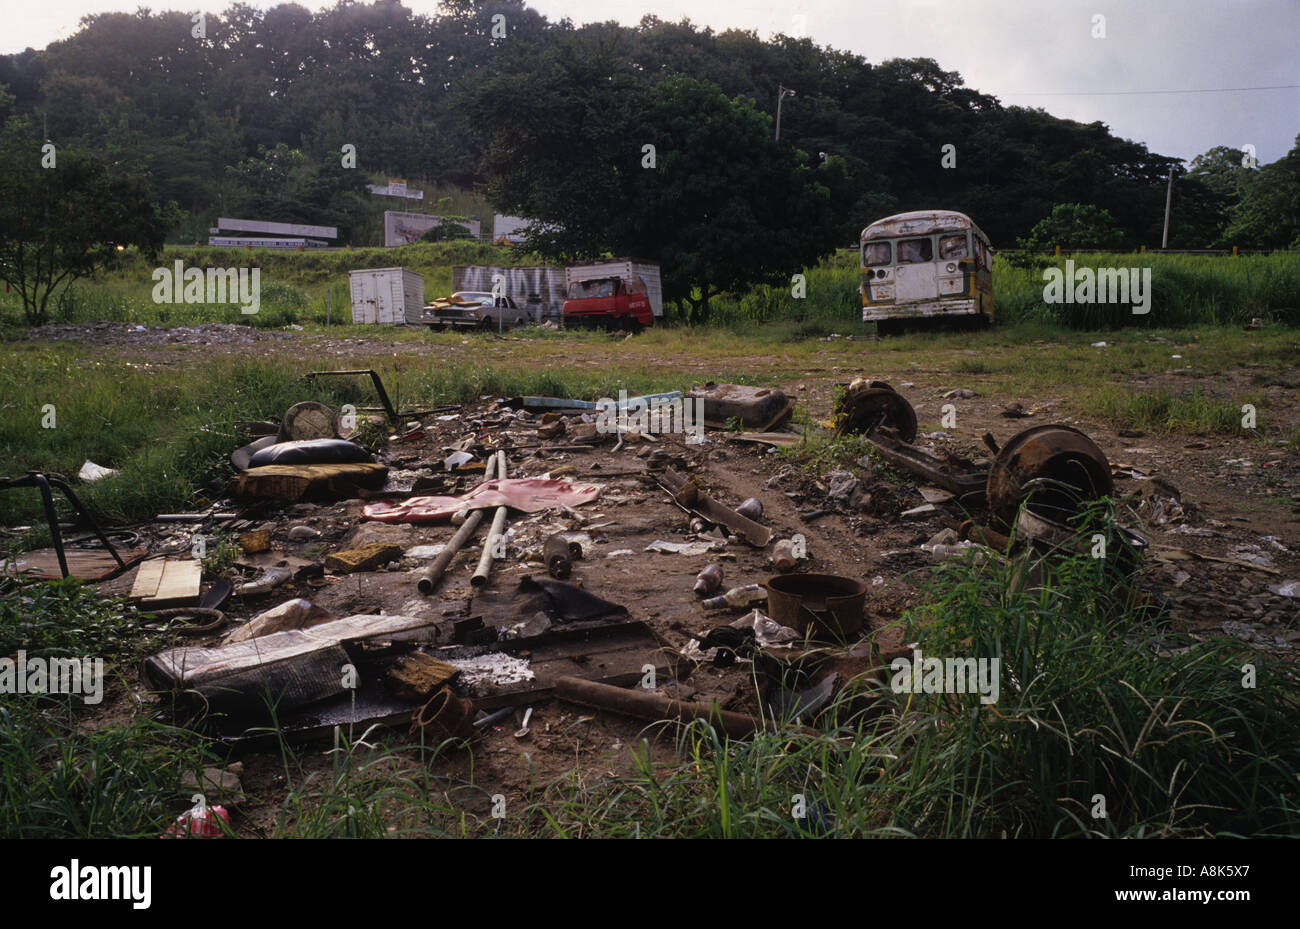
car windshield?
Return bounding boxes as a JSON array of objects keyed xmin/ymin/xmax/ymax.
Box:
[{"xmin": 568, "ymin": 279, "xmax": 617, "ymax": 299}]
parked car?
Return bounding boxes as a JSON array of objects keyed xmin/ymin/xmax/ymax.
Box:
[{"xmin": 422, "ymin": 291, "xmax": 534, "ymax": 330}]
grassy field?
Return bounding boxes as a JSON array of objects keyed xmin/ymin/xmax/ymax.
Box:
[
  {"xmin": 1, "ymin": 244, "xmax": 1297, "ymax": 839},
  {"xmin": 2, "ymin": 245, "xmax": 1296, "ymax": 332}
]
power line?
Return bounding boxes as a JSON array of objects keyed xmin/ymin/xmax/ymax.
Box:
[{"xmin": 1000, "ymin": 84, "xmax": 1299, "ymax": 97}]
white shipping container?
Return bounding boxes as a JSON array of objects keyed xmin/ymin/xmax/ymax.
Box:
[
  {"xmin": 348, "ymin": 268, "xmax": 425, "ymax": 325},
  {"xmin": 564, "ymin": 259, "xmax": 663, "ymax": 317}
]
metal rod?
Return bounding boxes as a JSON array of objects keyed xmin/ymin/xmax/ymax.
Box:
[
  {"xmin": 471, "ymin": 452, "xmax": 509, "ymax": 588},
  {"xmin": 417, "ymin": 453, "xmax": 498, "ymax": 594},
  {"xmin": 554, "ymin": 677, "xmax": 761, "ymax": 739}
]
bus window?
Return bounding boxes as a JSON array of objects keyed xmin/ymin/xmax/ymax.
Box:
[
  {"xmin": 862, "ymin": 242, "xmax": 891, "ymax": 266},
  {"xmin": 897, "ymin": 238, "xmax": 933, "ymax": 263},
  {"xmin": 939, "ymin": 234, "xmax": 969, "ymax": 260},
  {"xmin": 974, "ymin": 239, "xmax": 987, "ymax": 270}
]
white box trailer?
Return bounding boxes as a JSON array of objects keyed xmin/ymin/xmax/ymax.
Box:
[
  {"xmin": 348, "ymin": 268, "xmax": 425, "ymax": 324},
  {"xmin": 564, "ymin": 259, "xmax": 663, "ymax": 318}
]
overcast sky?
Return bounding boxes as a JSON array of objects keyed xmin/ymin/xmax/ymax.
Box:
[{"xmin": 2, "ymin": 0, "xmax": 1296, "ymax": 163}]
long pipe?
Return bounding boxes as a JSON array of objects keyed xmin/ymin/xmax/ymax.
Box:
[
  {"xmin": 554, "ymin": 677, "xmax": 762, "ymax": 739},
  {"xmin": 417, "ymin": 453, "xmax": 498, "ymax": 594},
  {"xmin": 471, "ymin": 451, "xmax": 509, "ymax": 588}
]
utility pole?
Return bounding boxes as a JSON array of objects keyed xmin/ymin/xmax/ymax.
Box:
[
  {"xmin": 775, "ymin": 85, "xmax": 796, "ymax": 140},
  {"xmin": 1161, "ymin": 168, "xmax": 1174, "ymax": 249}
]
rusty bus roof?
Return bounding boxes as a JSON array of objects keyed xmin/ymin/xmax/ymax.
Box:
[{"xmin": 860, "ymin": 210, "xmax": 990, "ymax": 243}]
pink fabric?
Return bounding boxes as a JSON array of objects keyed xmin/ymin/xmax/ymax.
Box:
[{"xmin": 364, "ymin": 478, "xmax": 602, "ymax": 524}]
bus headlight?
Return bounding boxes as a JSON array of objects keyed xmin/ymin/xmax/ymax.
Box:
[{"xmin": 946, "ymin": 263, "xmax": 956, "ymax": 272}]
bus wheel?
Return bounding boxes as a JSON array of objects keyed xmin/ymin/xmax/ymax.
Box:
[{"xmin": 876, "ymin": 319, "xmax": 898, "ymax": 338}]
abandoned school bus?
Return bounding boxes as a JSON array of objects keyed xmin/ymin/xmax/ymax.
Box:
[{"xmin": 860, "ymin": 210, "xmax": 994, "ymax": 334}]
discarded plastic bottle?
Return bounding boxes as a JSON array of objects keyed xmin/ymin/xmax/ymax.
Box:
[
  {"xmin": 736, "ymin": 498, "xmax": 763, "ymax": 520},
  {"xmin": 689, "ymin": 517, "xmax": 710, "ymax": 534},
  {"xmin": 693, "ymin": 564, "xmax": 723, "ymax": 596},
  {"xmin": 773, "ymin": 539, "xmax": 799, "ymax": 571},
  {"xmin": 701, "ymin": 583, "xmax": 765, "ymax": 610}
]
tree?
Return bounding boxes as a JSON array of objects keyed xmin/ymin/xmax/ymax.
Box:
[
  {"xmin": 0, "ymin": 121, "xmax": 181, "ymax": 324},
  {"xmin": 1018, "ymin": 203, "xmax": 1126, "ymax": 250},
  {"xmin": 619, "ymin": 76, "xmax": 850, "ymax": 321},
  {"xmin": 1225, "ymin": 135, "xmax": 1300, "ymax": 249}
]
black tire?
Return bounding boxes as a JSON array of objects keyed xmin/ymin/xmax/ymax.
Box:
[{"xmin": 479, "ymin": 316, "xmax": 494, "ymax": 331}]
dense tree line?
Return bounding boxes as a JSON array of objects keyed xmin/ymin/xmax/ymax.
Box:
[{"xmin": 0, "ymin": 1, "xmax": 1294, "ymax": 317}]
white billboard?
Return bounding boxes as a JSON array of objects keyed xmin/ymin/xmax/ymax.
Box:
[{"xmin": 384, "ymin": 212, "xmax": 481, "ymax": 247}]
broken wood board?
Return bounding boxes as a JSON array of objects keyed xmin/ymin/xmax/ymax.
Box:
[
  {"xmin": 388, "ymin": 652, "xmax": 461, "ymax": 701},
  {"xmin": 130, "ymin": 557, "xmax": 202, "ymax": 608},
  {"xmin": 2, "ymin": 547, "xmax": 146, "ymax": 582},
  {"xmin": 229, "ymin": 462, "xmax": 388, "ymax": 501},
  {"xmin": 726, "ymin": 431, "xmax": 803, "ymax": 449},
  {"xmin": 145, "ymin": 612, "xmax": 443, "ymax": 713}
]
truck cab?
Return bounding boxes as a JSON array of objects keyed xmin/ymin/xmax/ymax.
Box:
[{"xmin": 562, "ymin": 275, "xmax": 654, "ymax": 330}]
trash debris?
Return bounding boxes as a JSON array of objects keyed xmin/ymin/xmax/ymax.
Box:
[
  {"xmin": 238, "ymin": 529, "xmax": 271, "ymax": 554},
  {"xmin": 834, "ymin": 379, "xmax": 918, "ymax": 441},
  {"xmin": 735, "ymin": 497, "xmax": 764, "ymax": 520},
  {"xmin": 693, "ymin": 564, "xmax": 724, "ymax": 596},
  {"xmin": 764, "ymin": 573, "xmax": 868, "ymax": 639},
  {"xmin": 772, "ymin": 539, "xmax": 801, "ymax": 571},
  {"xmin": 653, "ymin": 468, "xmax": 771, "ymax": 547},
  {"xmin": 364, "ymin": 477, "xmax": 601, "ymax": 524},
  {"xmin": 225, "ymin": 598, "xmax": 333, "ymax": 643},
  {"xmin": 387, "ymin": 652, "xmax": 462, "ymax": 701},
  {"xmin": 324, "ymin": 542, "xmax": 404, "ymax": 574},
  {"xmin": 702, "ymin": 584, "xmax": 766, "ymax": 611},
  {"xmin": 248, "ymin": 438, "xmax": 372, "ymax": 467},
  {"xmin": 162, "ymin": 804, "xmax": 229, "ymax": 839},
  {"xmin": 646, "ymin": 539, "xmax": 724, "ymax": 556},
  {"xmin": 686, "ymin": 382, "xmax": 792, "ymax": 430},
  {"xmin": 77, "ymin": 460, "xmax": 119, "ymax": 482},
  {"xmin": 942, "ymin": 388, "xmax": 977, "ymax": 400},
  {"xmin": 130, "ymin": 557, "xmax": 202, "ymax": 608},
  {"xmin": 410, "ymin": 687, "xmax": 478, "ymax": 743},
  {"xmin": 146, "ymin": 613, "xmax": 442, "ymax": 713},
  {"xmin": 231, "ymin": 462, "xmax": 389, "ymax": 501},
  {"xmin": 234, "ymin": 564, "xmax": 293, "ymax": 597},
  {"xmin": 555, "ymin": 676, "xmax": 761, "ymax": 739},
  {"xmin": 986, "ymin": 424, "xmax": 1113, "ymax": 529},
  {"xmin": 682, "ymin": 609, "xmax": 798, "ymax": 664},
  {"xmin": 287, "ymin": 524, "xmax": 321, "ymax": 542}
]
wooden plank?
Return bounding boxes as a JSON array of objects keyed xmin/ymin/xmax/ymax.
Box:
[
  {"xmin": 130, "ymin": 559, "xmax": 166, "ymax": 600},
  {"xmin": 4, "ymin": 548, "xmax": 146, "ymax": 582},
  {"xmin": 134, "ymin": 558, "xmax": 202, "ymax": 608}
]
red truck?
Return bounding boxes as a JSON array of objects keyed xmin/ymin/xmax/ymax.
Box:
[{"xmin": 562, "ymin": 259, "xmax": 662, "ymax": 331}]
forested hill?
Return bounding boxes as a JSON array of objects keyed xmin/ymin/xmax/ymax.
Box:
[{"xmin": 0, "ymin": 0, "xmax": 1292, "ymax": 254}]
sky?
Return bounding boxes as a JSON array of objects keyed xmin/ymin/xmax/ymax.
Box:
[{"xmin": 1, "ymin": 0, "xmax": 1296, "ymax": 163}]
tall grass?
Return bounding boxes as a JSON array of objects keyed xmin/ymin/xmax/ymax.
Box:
[
  {"xmin": 706, "ymin": 250, "xmax": 1299, "ymax": 330},
  {"xmin": 507, "ymin": 517, "xmax": 1300, "ymax": 838}
]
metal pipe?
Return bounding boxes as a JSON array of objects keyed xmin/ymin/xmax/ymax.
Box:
[
  {"xmin": 554, "ymin": 677, "xmax": 761, "ymax": 739},
  {"xmin": 471, "ymin": 452, "xmax": 509, "ymax": 588},
  {"xmin": 417, "ymin": 453, "xmax": 498, "ymax": 594}
]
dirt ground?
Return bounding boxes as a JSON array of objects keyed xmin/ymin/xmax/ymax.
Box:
[{"xmin": 39, "ymin": 323, "xmax": 1300, "ymax": 835}]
